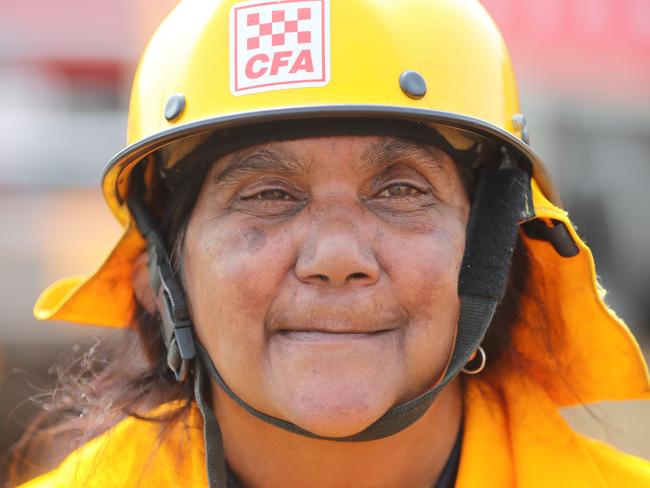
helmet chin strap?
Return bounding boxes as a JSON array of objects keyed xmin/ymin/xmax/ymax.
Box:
[{"xmin": 129, "ymin": 157, "xmax": 533, "ymax": 488}]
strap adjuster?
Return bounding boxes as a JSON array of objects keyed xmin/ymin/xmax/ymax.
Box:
[
  {"xmin": 157, "ymin": 258, "xmax": 196, "ymax": 381},
  {"xmin": 128, "ymin": 166, "xmax": 197, "ymax": 382}
]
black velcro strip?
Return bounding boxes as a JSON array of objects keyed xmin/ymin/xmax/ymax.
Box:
[{"xmin": 458, "ymin": 168, "xmax": 530, "ymax": 300}]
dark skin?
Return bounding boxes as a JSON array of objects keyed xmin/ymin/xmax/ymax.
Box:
[{"xmin": 136, "ymin": 135, "xmax": 471, "ymax": 487}]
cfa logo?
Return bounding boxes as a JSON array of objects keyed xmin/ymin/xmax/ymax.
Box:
[{"xmin": 230, "ymin": 0, "xmax": 330, "ymax": 95}]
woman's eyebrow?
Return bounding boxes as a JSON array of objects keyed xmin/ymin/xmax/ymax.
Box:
[
  {"xmin": 211, "ymin": 138, "xmax": 447, "ymax": 187},
  {"xmin": 212, "ymin": 145, "xmax": 307, "ymax": 185},
  {"xmin": 360, "ymin": 139, "xmax": 447, "ymax": 174}
]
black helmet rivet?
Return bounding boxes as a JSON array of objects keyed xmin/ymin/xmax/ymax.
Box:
[
  {"xmin": 399, "ymin": 70, "xmax": 427, "ymax": 99},
  {"xmin": 164, "ymin": 93, "xmax": 186, "ymax": 122}
]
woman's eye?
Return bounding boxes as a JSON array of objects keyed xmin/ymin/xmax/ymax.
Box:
[
  {"xmin": 243, "ymin": 189, "xmax": 293, "ymax": 201},
  {"xmin": 377, "ymin": 183, "xmax": 424, "ymax": 198}
]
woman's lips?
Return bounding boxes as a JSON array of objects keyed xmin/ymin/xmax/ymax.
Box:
[
  {"xmin": 266, "ymin": 301, "xmax": 408, "ymax": 342},
  {"xmin": 275, "ymin": 329, "xmax": 397, "ymax": 343}
]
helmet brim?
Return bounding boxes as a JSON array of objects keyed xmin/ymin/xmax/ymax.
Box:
[{"xmin": 103, "ymin": 105, "xmax": 560, "ymax": 225}]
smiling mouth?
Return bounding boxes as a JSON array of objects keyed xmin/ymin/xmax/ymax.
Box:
[{"xmin": 276, "ymin": 329, "xmax": 396, "ymax": 342}]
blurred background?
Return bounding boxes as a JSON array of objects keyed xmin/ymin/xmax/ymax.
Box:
[{"xmin": 0, "ymin": 0, "xmax": 649, "ymax": 484}]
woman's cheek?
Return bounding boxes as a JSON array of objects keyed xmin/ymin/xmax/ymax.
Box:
[
  {"xmin": 380, "ymin": 217, "xmax": 465, "ymax": 298},
  {"xmin": 184, "ymin": 220, "xmax": 292, "ymax": 369}
]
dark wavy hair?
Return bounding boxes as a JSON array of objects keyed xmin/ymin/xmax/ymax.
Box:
[{"xmin": 10, "ymin": 142, "xmax": 535, "ymax": 485}]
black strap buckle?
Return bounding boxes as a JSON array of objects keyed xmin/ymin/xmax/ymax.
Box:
[
  {"xmin": 128, "ymin": 165, "xmax": 197, "ymax": 382},
  {"xmin": 156, "ymin": 257, "xmax": 196, "ymax": 382}
]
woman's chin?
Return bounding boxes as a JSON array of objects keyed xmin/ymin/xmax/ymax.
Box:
[
  {"xmin": 269, "ymin": 374, "xmax": 400, "ymax": 438},
  {"xmin": 265, "ymin": 330, "xmax": 406, "ymax": 437}
]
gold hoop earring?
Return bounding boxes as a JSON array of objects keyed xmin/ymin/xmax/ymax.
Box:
[{"xmin": 462, "ymin": 346, "xmax": 486, "ymax": 375}]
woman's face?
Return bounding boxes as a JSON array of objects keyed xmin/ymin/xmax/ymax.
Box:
[{"xmin": 183, "ymin": 135, "xmax": 471, "ymax": 437}]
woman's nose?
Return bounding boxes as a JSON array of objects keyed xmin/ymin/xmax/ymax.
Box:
[{"xmin": 295, "ymin": 217, "xmax": 380, "ymax": 288}]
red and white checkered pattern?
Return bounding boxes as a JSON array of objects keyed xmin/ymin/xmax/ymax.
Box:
[
  {"xmin": 231, "ymin": 0, "xmax": 330, "ymax": 95},
  {"xmin": 245, "ymin": 7, "xmax": 313, "ymax": 50}
]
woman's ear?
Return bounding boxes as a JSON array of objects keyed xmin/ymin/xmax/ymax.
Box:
[{"xmin": 132, "ymin": 252, "xmax": 157, "ymax": 315}]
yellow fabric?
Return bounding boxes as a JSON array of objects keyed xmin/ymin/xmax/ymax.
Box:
[
  {"xmin": 18, "ymin": 404, "xmax": 208, "ymax": 488},
  {"xmin": 19, "ymin": 379, "xmax": 650, "ymax": 488},
  {"xmin": 33, "ymin": 223, "xmax": 144, "ymax": 327},
  {"xmin": 508, "ymin": 181, "xmax": 650, "ymax": 406},
  {"xmin": 456, "ymin": 377, "xmax": 650, "ymax": 487}
]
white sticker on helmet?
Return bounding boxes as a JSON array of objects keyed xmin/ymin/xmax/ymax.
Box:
[{"xmin": 230, "ymin": 0, "xmax": 330, "ymax": 96}]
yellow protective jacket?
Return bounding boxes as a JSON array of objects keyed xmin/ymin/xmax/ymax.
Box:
[
  {"xmin": 19, "ymin": 186, "xmax": 650, "ymax": 487},
  {"xmin": 17, "ymin": 379, "xmax": 650, "ymax": 487}
]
